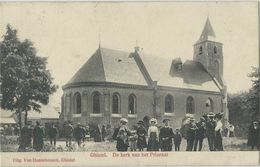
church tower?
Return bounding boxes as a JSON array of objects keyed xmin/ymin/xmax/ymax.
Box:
[{"xmin": 193, "ymin": 17, "xmax": 223, "ymax": 86}]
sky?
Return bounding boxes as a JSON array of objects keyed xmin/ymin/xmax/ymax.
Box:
[{"xmin": 0, "ymin": 2, "xmax": 258, "ymax": 101}]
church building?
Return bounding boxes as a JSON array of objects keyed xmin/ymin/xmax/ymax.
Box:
[{"xmin": 60, "ymin": 18, "xmax": 228, "ymax": 128}]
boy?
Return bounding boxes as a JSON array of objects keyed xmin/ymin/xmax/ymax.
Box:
[{"xmin": 174, "ymin": 128, "xmax": 182, "ymax": 151}]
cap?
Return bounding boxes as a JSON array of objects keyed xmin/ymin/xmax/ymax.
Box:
[{"xmin": 137, "ymin": 120, "xmax": 144, "ymax": 125}]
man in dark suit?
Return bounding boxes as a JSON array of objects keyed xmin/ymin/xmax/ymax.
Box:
[
  {"xmin": 194, "ymin": 117, "xmax": 206, "ymax": 151},
  {"xmin": 186, "ymin": 117, "xmax": 198, "ymax": 151},
  {"xmin": 159, "ymin": 119, "xmax": 174, "ymax": 151},
  {"xmin": 205, "ymin": 112, "xmax": 217, "ymax": 151}
]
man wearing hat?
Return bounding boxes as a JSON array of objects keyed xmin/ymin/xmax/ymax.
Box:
[
  {"xmin": 205, "ymin": 112, "xmax": 217, "ymax": 151},
  {"xmin": 193, "ymin": 117, "xmax": 206, "ymax": 151},
  {"xmin": 73, "ymin": 123, "xmax": 85, "ymax": 147},
  {"xmin": 116, "ymin": 118, "xmax": 131, "ymax": 151},
  {"xmin": 159, "ymin": 118, "xmax": 174, "ymax": 151},
  {"xmin": 136, "ymin": 120, "xmax": 147, "ymax": 151},
  {"xmin": 247, "ymin": 120, "xmax": 260, "ymax": 150},
  {"xmin": 186, "ymin": 117, "xmax": 198, "ymax": 151}
]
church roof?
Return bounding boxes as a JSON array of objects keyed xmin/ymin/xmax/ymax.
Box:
[
  {"xmin": 65, "ymin": 47, "xmax": 221, "ymax": 93},
  {"xmin": 196, "ymin": 17, "xmax": 219, "ymax": 44},
  {"xmin": 66, "ymin": 48, "xmax": 148, "ymax": 86}
]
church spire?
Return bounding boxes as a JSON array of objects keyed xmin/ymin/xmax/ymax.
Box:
[{"xmin": 197, "ymin": 17, "xmax": 216, "ymax": 43}]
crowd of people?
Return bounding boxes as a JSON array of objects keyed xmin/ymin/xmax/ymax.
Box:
[
  {"xmin": 114, "ymin": 112, "xmax": 227, "ymax": 152},
  {"xmin": 1, "ymin": 112, "xmax": 258, "ymax": 152}
]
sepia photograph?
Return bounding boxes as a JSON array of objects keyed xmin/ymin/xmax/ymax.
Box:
[{"xmin": 0, "ymin": 1, "xmax": 259, "ymax": 166}]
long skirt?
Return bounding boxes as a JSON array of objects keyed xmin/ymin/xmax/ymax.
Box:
[
  {"xmin": 116, "ymin": 138, "xmax": 128, "ymax": 151},
  {"xmin": 215, "ymin": 131, "xmax": 223, "ymax": 151},
  {"xmin": 137, "ymin": 136, "xmax": 147, "ymax": 149},
  {"xmin": 147, "ymin": 132, "xmax": 159, "ymax": 151}
]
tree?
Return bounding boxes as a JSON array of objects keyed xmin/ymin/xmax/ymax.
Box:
[
  {"xmin": 228, "ymin": 67, "xmax": 259, "ymax": 126},
  {"xmin": 0, "ymin": 25, "xmax": 58, "ymax": 127},
  {"xmin": 245, "ymin": 67, "xmax": 259, "ymax": 120}
]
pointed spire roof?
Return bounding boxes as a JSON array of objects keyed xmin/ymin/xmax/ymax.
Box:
[{"xmin": 196, "ymin": 17, "xmax": 218, "ymax": 44}]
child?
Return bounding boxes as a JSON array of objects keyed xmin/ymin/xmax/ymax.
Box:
[
  {"xmin": 129, "ymin": 130, "xmax": 138, "ymax": 151},
  {"xmin": 174, "ymin": 128, "xmax": 182, "ymax": 151}
]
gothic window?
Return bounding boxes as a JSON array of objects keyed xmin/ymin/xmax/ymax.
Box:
[
  {"xmin": 165, "ymin": 94, "xmax": 174, "ymax": 113},
  {"xmin": 199, "ymin": 46, "xmax": 203, "ymax": 55},
  {"xmin": 206, "ymin": 98, "xmax": 214, "ymax": 113},
  {"xmin": 186, "ymin": 96, "xmax": 195, "ymax": 114},
  {"xmin": 92, "ymin": 92, "xmax": 101, "ymax": 113},
  {"xmin": 74, "ymin": 92, "xmax": 81, "ymax": 114},
  {"xmin": 128, "ymin": 94, "xmax": 137, "ymax": 114},
  {"xmin": 214, "ymin": 46, "xmax": 217, "ymax": 54},
  {"xmin": 112, "ymin": 93, "xmax": 120, "ymax": 114}
]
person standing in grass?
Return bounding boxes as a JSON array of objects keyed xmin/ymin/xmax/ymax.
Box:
[
  {"xmin": 173, "ymin": 128, "xmax": 182, "ymax": 151},
  {"xmin": 63, "ymin": 121, "xmax": 74, "ymax": 147},
  {"xmin": 147, "ymin": 118, "xmax": 159, "ymax": 151},
  {"xmin": 136, "ymin": 120, "xmax": 147, "ymax": 151},
  {"xmin": 33, "ymin": 121, "xmax": 45, "ymax": 151},
  {"xmin": 48, "ymin": 124, "xmax": 58, "ymax": 146},
  {"xmin": 214, "ymin": 113, "xmax": 224, "ymax": 151}
]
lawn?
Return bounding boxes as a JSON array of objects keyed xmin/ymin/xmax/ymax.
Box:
[{"xmin": 0, "ymin": 136, "xmax": 253, "ymax": 152}]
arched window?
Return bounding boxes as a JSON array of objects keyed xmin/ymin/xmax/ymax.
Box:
[
  {"xmin": 74, "ymin": 92, "xmax": 81, "ymax": 114},
  {"xmin": 214, "ymin": 46, "xmax": 217, "ymax": 54},
  {"xmin": 165, "ymin": 94, "xmax": 174, "ymax": 113},
  {"xmin": 112, "ymin": 93, "xmax": 120, "ymax": 114},
  {"xmin": 215, "ymin": 61, "xmax": 220, "ymax": 77},
  {"xmin": 206, "ymin": 98, "xmax": 214, "ymax": 113},
  {"xmin": 128, "ymin": 94, "xmax": 137, "ymax": 114},
  {"xmin": 186, "ymin": 96, "xmax": 195, "ymax": 114},
  {"xmin": 199, "ymin": 46, "xmax": 203, "ymax": 55},
  {"xmin": 92, "ymin": 92, "xmax": 101, "ymax": 113}
]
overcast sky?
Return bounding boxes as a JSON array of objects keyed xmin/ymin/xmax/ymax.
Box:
[{"xmin": 0, "ymin": 2, "xmax": 258, "ymax": 100}]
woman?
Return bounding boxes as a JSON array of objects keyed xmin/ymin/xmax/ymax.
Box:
[
  {"xmin": 147, "ymin": 118, "xmax": 159, "ymax": 151},
  {"xmin": 136, "ymin": 120, "xmax": 147, "ymax": 151},
  {"xmin": 116, "ymin": 118, "xmax": 131, "ymax": 151}
]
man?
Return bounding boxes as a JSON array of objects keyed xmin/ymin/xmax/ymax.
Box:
[
  {"xmin": 186, "ymin": 117, "xmax": 198, "ymax": 151},
  {"xmin": 48, "ymin": 124, "xmax": 58, "ymax": 146},
  {"xmin": 205, "ymin": 112, "xmax": 217, "ymax": 151},
  {"xmin": 33, "ymin": 121, "xmax": 45, "ymax": 151},
  {"xmin": 214, "ymin": 113, "xmax": 224, "ymax": 151},
  {"xmin": 159, "ymin": 119, "xmax": 174, "ymax": 151},
  {"xmin": 194, "ymin": 117, "xmax": 206, "ymax": 151},
  {"xmin": 116, "ymin": 118, "xmax": 131, "ymax": 151},
  {"xmin": 247, "ymin": 121, "xmax": 260, "ymax": 150},
  {"xmin": 74, "ymin": 123, "xmax": 85, "ymax": 147},
  {"xmin": 18, "ymin": 123, "xmax": 33, "ymax": 151},
  {"xmin": 63, "ymin": 121, "xmax": 74, "ymax": 147}
]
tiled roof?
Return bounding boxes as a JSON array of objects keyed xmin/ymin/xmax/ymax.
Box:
[
  {"xmin": 66, "ymin": 48, "xmax": 148, "ymax": 86},
  {"xmin": 65, "ymin": 47, "xmax": 221, "ymax": 92}
]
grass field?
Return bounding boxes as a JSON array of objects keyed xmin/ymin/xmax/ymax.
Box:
[{"xmin": 0, "ymin": 136, "xmax": 255, "ymax": 152}]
